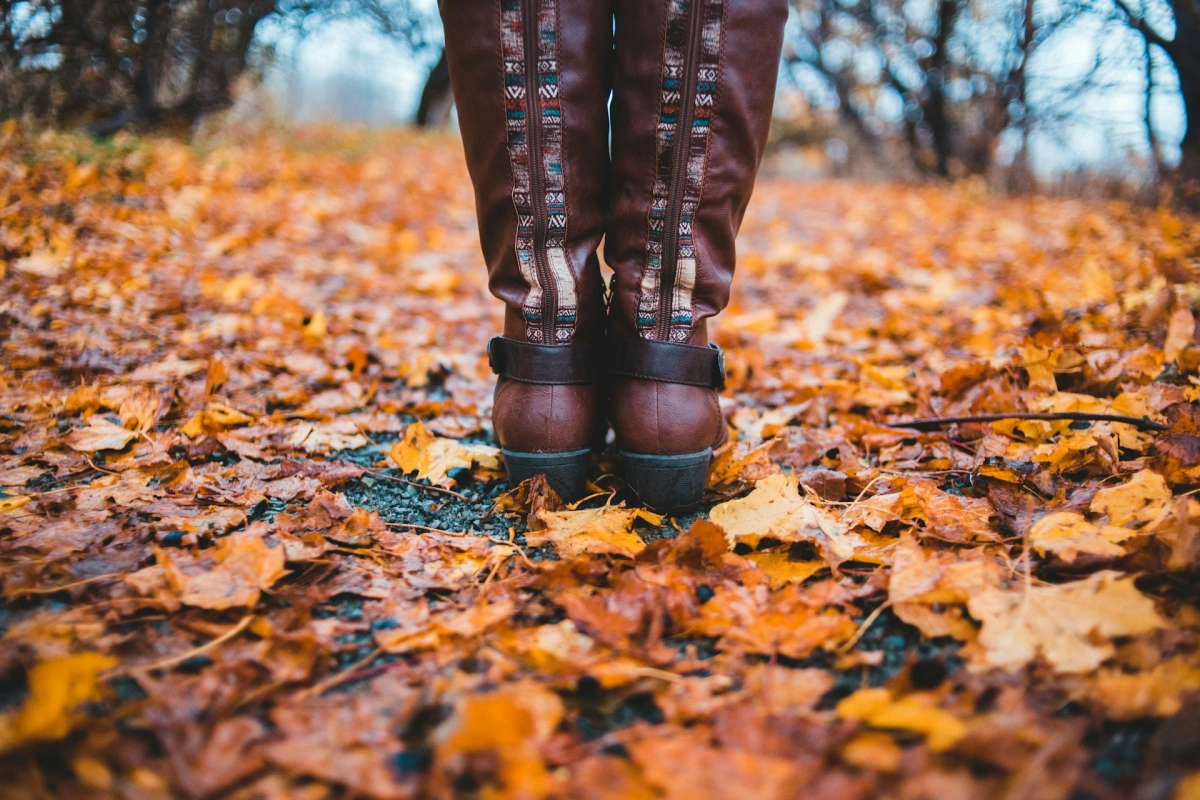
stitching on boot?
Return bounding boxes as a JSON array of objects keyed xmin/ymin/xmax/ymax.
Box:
[
  {"xmin": 500, "ymin": 0, "xmax": 577, "ymax": 343},
  {"xmin": 635, "ymin": 0, "xmax": 725, "ymax": 343}
]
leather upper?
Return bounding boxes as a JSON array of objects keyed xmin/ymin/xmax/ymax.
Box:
[{"xmin": 441, "ymin": 0, "xmax": 787, "ymax": 458}]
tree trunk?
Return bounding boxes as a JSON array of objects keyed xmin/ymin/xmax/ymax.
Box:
[
  {"xmin": 416, "ymin": 49, "xmax": 452, "ymax": 127},
  {"xmin": 923, "ymin": 0, "xmax": 958, "ymax": 177},
  {"xmin": 1168, "ymin": 0, "xmax": 1199, "ymax": 190}
]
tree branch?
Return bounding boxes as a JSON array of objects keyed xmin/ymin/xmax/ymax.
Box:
[{"xmin": 886, "ymin": 412, "xmax": 1169, "ymax": 432}]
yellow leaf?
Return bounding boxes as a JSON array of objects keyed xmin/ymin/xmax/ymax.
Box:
[
  {"xmin": 65, "ymin": 418, "xmax": 138, "ymax": 453},
  {"xmin": 14, "ymin": 248, "xmax": 68, "ymax": 278},
  {"xmin": 1090, "ymin": 469, "xmax": 1173, "ymax": 528},
  {"xmin": 1022, "ymin": 344, "xmax": 1057, "ymax": 393},
  {"xmin": 888, "ymin": 534, "xmax": 1003, "ymax": 640},
  {"xmin": 378, "ymin": 600, "xmax": 514, "ymax": 654},
  {"xmin": 288, "ymin": 420, "xmax": 370, "ymax": 453},
  {"xmin": 836, "ymin": 688, "xmax": 965, "ymax": 752},
  {"xmin": 389, "ymin": 421, "xmax": 499, "ymax": 488},
  {"xmin": 433, "ymin": 682, "xmax": 563, "ymax": 799},
  {"xmin": 898, "ymin": 481, "xmax": 1001, "ymax": 543},
  {"xmin": 966, "ymin": 570, "xmax": 1167, "ymax": 673},
  {"xmin": 526, "ymin": 505, "xmax": 650, "ymax": 560},
  {"xmin": 303, "ymin": 309, "xmax": 328, "ymax": 339},
  {"xmin": 842, "ymin": 732, "xmax": 903, "ymax": 772},
  {"xmin": 1029, "ymin": 511, "xmax": 1132, "ymax": 562},
  {"xmin": 0, "ymin": 495, "xmax": 31, "ymax": 513},
  {"xmin": 709, "ymin": 472, "xmax": 869, "ymax": 566},
  {"xmin": 118, "ymin": 386, "xmax": 163, "ymax": 432},
  {"xmin": 1176, "ymin": 772, "xmax": 1200, "ymax": 800},
  {"xmin": 1087, "ymin": 657, "xmax": 1200, "ymax": 720},
  {"xmin": 0, "ymin": 652, "xmax": 117, "ymax": 751},
  {"xmin": 180, "ymin": 403, "xmax": 254, "ymax": 438},
  {"xmin": 707, "ymin": 438, "xmax": 777, "ymax": 487},
  {"xmin": 744, "ymin": 551, "xmax": 825, "ymax": 588}
]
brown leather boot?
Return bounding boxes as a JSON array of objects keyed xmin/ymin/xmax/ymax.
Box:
[
  {"xmin": 441, "ymin": 0, "xmax": 613, "ymax": 500},
  {"xmin": 606, "ymin": 0, "xmax": 788, "ymax": 511}
]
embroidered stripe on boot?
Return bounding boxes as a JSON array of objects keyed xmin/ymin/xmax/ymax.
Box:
[
  {"xmin": 637, "ymin": 0, "xmax": 724, "ymax": 343},
  {"xmin": 500, "ymin": 0, "xmax": 577, "ymax": 344}
]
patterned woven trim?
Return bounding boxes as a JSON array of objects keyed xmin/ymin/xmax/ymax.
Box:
[
  {"xmin": 501, "ymin": 0, "xmax": 576, "ymax": 343},
  {"xmin": 637, "ymin": 0, "xmax": 724, "ymax": 342}
]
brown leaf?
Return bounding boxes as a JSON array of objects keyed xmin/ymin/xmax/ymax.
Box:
[
  {"xmin": 159, "ymin": 527, "xmax": 287, "ymax": 610},
  {"xmin": 65, "ymin": 418, "xmax": 138, "ymax": 452}
]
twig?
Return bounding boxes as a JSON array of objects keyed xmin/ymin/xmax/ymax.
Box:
[
  {"xmin": 84, "ymin": 457, "xmax": 120, "ymax": 476},
  {"xmin": 7, "ymin": 572, "xmax": 120, "ymax": 598},
  {"xmin": 124, "ymin": 615, "xmax": 254, "ymax": 674},
  {"xmin": 838, "ymin": 601, "xmax": 891, "ymax": 654},
  {"xmin": 887, "ymin": 412, "xmax": 1168, "ymax": 432},
  {"xmin": 298, "ymin": 647, "xmax": 383, "ymax": 699},
  {"xmin": 364, "ymin": 471, "xmax": 469, "ymax": 502},
  {"xmin": 385, "ymin": 522, "xmax": 470, "ymax": 536}
]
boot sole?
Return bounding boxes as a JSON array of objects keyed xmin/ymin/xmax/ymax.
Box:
[
  {"xmin": 620, "ymin": 449, "xmax": 712, "ymax": 513},
  {"xmin": 502, "ymin": 448, "xmax": 591, "ymax": 501}
]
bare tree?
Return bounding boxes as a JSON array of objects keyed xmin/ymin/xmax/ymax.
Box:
[
  {"xmin": 0, "ymin": 0, "xmax": 441, "ymax": 132},
  {"xmin": 1110, "ymin": 0, "xmax": 1199, "ymax": 194}
]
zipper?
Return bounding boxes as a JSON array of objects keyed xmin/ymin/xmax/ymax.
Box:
[
  {"xmin": 522, "ymin": 0, "xmax": 556, "ymax": 344},
  {"xmin": 657, "ymin": 0, "xmax": 705, "ymax": 342}
]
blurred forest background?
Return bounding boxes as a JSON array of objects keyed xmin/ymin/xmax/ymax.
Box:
[{"xmin": 0, "ymin": 0, "xmax": 1196, "ymax": 204}]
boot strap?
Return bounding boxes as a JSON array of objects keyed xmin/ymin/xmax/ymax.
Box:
[
  {"xmin": 486, "ymin": 337, "xmax": 603, "ymax": 385},
  {"xmin": 607, "ymin": 337, "xmax": 726, "ymax": 390}
]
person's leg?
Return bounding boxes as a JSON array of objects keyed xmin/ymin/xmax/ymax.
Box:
[
  {"xmin": 440, "ymin": 0, "xmax": 613, "ymax": 499},
  {"xmin": 606, "ymin": 0, "xmax": 788, "ymax": 511}
]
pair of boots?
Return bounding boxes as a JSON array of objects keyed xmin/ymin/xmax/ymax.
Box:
[{"xmin": 441, "ymin": 0, "xmax": 787, "ymax": 511}]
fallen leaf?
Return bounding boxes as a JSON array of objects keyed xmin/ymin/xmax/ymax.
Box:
[
  {"xmin": 842, "ymin": 732, "xmax": 903, "ymax": 772},
  {"xmin": 432, "ymin": 682, "xmax": 564, "ymax": 798},
  {"xmin": 836, "ymin": 687, "xmax": 966, "ymax": 752},
  {"xmin": 1085, "ymin": 657, "xmax": 1200, "ymax": 719},
  {"xmin": 0, "ymin": 652, "xmax": 117, "ymax": 751},
  {"xmin": 966, "ymin": 570, "xmax": 1167, "ymax": 673},
  {"xmin": 180, "ymin": 403, "xmax": 254, "ymax": 438},
  {"xmin": 1028, "ymin": 511, "xmax": 1133, "ymax": 563},
  {"xmin": 744, "ymin": 551, "xmax": 826, "ymax": 587},
  {"xmin": 526, "ymin": 505, "xmax": 660, "ymax": 559},
  {"xmin": 159, "ymin": 527, "xmax": 287, "ymax": 610},
  {"xmin": 1165, "ymin": 307, "xmax": 1195, "ymax": 363},
  {"xmin": 65, "ymin": 418, "xmax": 138, "ymax": 452},
  {"xmin": 389, "ymin": 420, "xmax": 498, "ymax": 487},
  {"xmin": 1090, "ymin": 469, "xmax": 1173, "ymax": 528},
  {"xmin": 709, "ymin": 472, "xmax": 871, "ymax": 566},
  {"xmin": 0, "ymin": 495, "xmax": 32, "ymax": 513},
  {"xmin": 888, "ymin": 534, "xmax": 1003, "ymax": 640}
]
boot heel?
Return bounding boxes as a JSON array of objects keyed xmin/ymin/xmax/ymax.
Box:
[
  {"xmin": 502, "ymin": 448, "xmax": 591, "ymax": 501},
  {"xmin": 621, "ymin": 449, "xmax": 712, "ymax": 513}
]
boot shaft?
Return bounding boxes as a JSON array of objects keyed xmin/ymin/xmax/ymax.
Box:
[
  {"xmin": 607, "ymin": 0, "xmax": 789, "ymax": 342},
  {"xmin": 440, "ymin": 0, "xmax": 613, "ymax": 344}
]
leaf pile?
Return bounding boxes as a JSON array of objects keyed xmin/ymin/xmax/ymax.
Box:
[{"xmin": 2, "ymin": 122, "xmax": 1200, "ymax": 798}]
